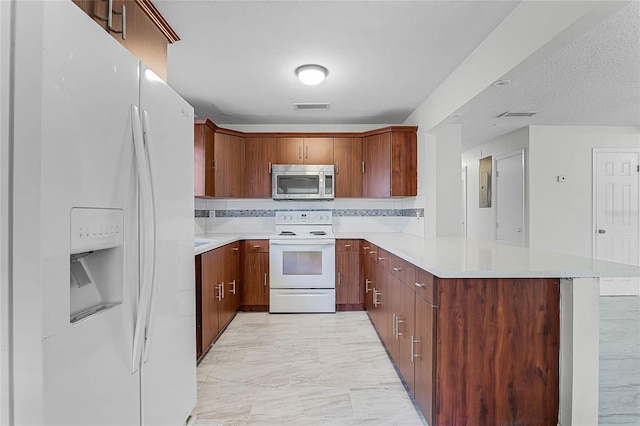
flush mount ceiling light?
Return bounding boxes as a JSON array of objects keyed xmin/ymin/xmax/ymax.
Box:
[{"xmin": 295, "ymin": 64, "xmax": 328, "ymax": 85}]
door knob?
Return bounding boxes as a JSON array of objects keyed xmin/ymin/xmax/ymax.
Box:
[{"xmin": 597, "ymin": 229, "xmax": 607, "ymax": 234}]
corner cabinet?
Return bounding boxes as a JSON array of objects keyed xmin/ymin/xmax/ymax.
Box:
[
  {"xmin": 71, "ymin": 0, "xmax": 179, "ymax": 81},
  {"xmin": 362, "ymin": 127, "xmax": 417, "ymax": 197},
  {"xmin": 194, "ymin": 118, "xmax": 245, "ymax": 198}
]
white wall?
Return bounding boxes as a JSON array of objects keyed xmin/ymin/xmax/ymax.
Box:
[
  {"xmin": 529, "ymin": 125, "xmax": 640, "ymax": 257},
  {"xmin": 462, "ymin": 127, "xmax": 530, "ymax": 242}
]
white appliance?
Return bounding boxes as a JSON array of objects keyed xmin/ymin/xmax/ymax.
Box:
[
  {"xmin": 272, "ymin": 164, "xmax": 335, "ymax": 200},
  {"xmin": 2, "ymin": 2, "xmax": 196, "ymax": 425},
  {"xmin": 269, "ymin": 211, "xmax": 336, "ymax": 313}
]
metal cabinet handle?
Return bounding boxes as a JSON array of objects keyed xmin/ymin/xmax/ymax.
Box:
[
  {"xmin": 369, "ymin": 251, "xmax": 376, "ymax": 255},
  {"xmin": 378, "ymin": 256, "xmax": 386, "ymax": 261},
  {"xmin": 268, "ymin": 161, "xmax": 272, "ymax": 174},
  {"xmin": 396, "ymin": 318, "xmax": 404, "ymax": 336},
  {"xmin": 393, "ymin": 267, "xmax": 402, "ymax": 272},
  {"xmin": 264, "ymin": 272, "xmax": 267, "ymax": 287},
  {"xmin": 392, "ymin": 314, "xmax": 397, "ymax": 338},
  {"xmin": 298, "ymin": 146, "xmax": 302, "ymax": 159},
  {"xmin": 365, "ymin": 278, "xmax": 371, "ymax": 293},
  {"xmin": 95, "ymin": 0, "xmax": 113, "ymax": 27},
  {"xmin": 597, "ymin": 229, "xmax": 607, "ymax": 234},
  {"xmin": 363, "ymin": 246, "xmax": 370, "ymax": 250},
  {"xmin": 216, "ymin": 283, "xmax": 222, "ymax": 301},
  {"xmin": 110, "ymin": 4, "xmax": 126, "ymax": 40},
  {"xmin": 253, "ymin": 245, "xmax": 261, "ymax": 249},
  {"xmin": 344, "ymin": 244, "xmax": 351, "ymax": 248},
  {"xmin": 336, "ymin": 161, "xmax": 340, "ymax": 174},
  {"xmin": 374, "ymin": 290, "xmax": 381, "ymax": 306},
  {"xmin": 230, "ymin": 280, "xmax": 236, "ymax": 295},
  {"xmin": 415, "ymin": 282, "xmax": 425, "ymax": 288},
  {"xmin": 212, "ymin": 159, "xmax": 216, "ymax": 170},
  {"xmin": 305, "ymin": 146, "xmax": 309, "ymax": 159},
  {"xmin": 232, "ymin": 247, "xmax": 239, "ymax": 252},
  {"xmin": 337, "ymin": 271, "xmax": 341, "ymax": 286},
  {"xmin": 221, "ymin": 282, "xmax": 225, "ymax": 299},
  {"xmin": 362, "ymin": 160, "xmax": 365, "ymax": 174},
  {"xmin": 411, "ymin": 336, "xmax": 421, "ymax": 362}
]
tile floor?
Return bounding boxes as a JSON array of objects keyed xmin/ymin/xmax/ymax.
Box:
[
  {"xmin": 599, "ymin": 296, "xmax": 640, "ymax": 425},
  {"xmin": 192, "ymin": 312, "xmax": 426, "ymax": 425},
  {"xmin": 193, "ymin": 296, "xmax": 640, "ymax": 426}
]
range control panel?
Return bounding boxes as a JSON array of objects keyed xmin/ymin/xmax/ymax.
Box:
[{"xmin": 275, "ymin": 210, "xmax": 332, "ymax": 225}]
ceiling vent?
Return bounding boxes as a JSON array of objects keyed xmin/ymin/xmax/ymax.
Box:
[
  {"xmin": 294, "ymin": 103, "xmax": 330, "ymax": 111},
  {"xmin": 497, "ymin": 111, "xmax": 537, "ymax": 118}
]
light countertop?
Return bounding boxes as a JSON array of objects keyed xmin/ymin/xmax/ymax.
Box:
[{"xmin": 194, "ymin": 232, "xmax": 640, "ymax": 279}]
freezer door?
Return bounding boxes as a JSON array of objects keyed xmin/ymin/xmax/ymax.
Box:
[
  {"xmin": 38, "ymin": 1, "xmax": 141, "ymax": 425},
  {"xmin": 138, "ymin": 64, "xmax": 197, "ymax": 425}
]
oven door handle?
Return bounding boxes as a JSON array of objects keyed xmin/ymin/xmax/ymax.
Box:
[{"xmin": 269, "ymin": 239, "xmax": 336, "ymax": 246}]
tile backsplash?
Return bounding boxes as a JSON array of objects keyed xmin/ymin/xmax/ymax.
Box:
[{"xmin": 195, "ymin": 197, "xmax": 425, "ymax": 236}]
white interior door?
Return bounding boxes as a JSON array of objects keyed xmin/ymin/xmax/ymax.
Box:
[
  {"xmin": 594, "ymin": 150, "xmax": 640, "ymax": 295},
  {"xmin": 495, "ymin": 150, "xmax": 525, "ymax": 246}
]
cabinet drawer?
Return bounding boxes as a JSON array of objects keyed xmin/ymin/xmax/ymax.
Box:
[
  {"xmin": 336, "ymin": 239, "xmax": 360, "ymax": 252},
  {"xmin": 415, "ymin": 268, "xmax": 436, "ymax": 305},
  {"xmin": 363, "ymin": 242, "xmax": 378, "ymax": 263},
  {"xmin": 389, "ymin": 254, "xmax": 416, "ymax": 286},
  {"xmin": 377, "ymin": 248, "xmax": 390, "ymax": 270},
  {"xmin": 243, "ymin": 239, "xmax": 269, "ymax": 253}
]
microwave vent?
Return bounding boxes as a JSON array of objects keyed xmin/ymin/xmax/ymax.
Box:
[{"xmin": 294, "ymin": 103, "xmax": 330, "ymax": 111}]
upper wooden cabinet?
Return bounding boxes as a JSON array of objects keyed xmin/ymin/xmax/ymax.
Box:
[
  {"xmin": 72, "ymin": 0, "xmax": 179, "ymax": 81},
  {"xmin": 275, "ymin": 137, "xmax": 333, "ymax": 165},
  {"xmin": 334, "ymin": 137, "xmax": 362, "ymax": 198},
  {"xmin": 214, "ymin": 132, "xmax": 245, "ymax": 198},
  {"xmin": 363, "ymin": 127, "xmax": 417, "ymax": 197},
  {"xmin": 244, "ymin": 137, "xmax": 277, "ymax": 198},
  {"xmin": 195, "ymin": 122, "xmax": 417, "ymax": 199},
  {"xmin": 194, "ymin": 119, "xmax": 215, "ymax": 197}
]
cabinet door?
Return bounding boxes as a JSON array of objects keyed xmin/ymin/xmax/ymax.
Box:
[
  {"xmin": 414, "ymin": 296, "xmax": 436, "ymax": 426},
  {"xmin": 334, "ymin": 137, "xmax": 362, "ymax": 197},
  {"xmin": 390, "ymin": 130, "xmax": 417, "ymax": 196},
  {"xmin": 201, "ymin": 248, "xmax": 221, "ymax": 349},
  {"xmin": 363, "ymin": 132, "xmax": 392, "ymax": 197},
  {"xmin": 242, "ymin": 252, "xmax": 269, "ymax": 307},
  {"xmin": 276, "ymin": 137, "xmax": 304, "ymax": 164},
  {"xmin": 336, "ymin": 251, "xmax": 360, "ymax": 305},
  {"xmin": 194, "ymin": 122, "xmax": 215, "ymax": 197},
  {"xmin": 303, "ymin": 137, "xmax": 333, "ymax": 164},
  {"xmin": 397, "ymin": 283, "xmax": 416, "ymax": 394},
  {"xmin": 223, "ymin": 242, "xmax": 240, "ymax": 327},
  {"xmin": 245, "ymin": 137, "xmax": 277, "ymax": 198},
  {"xmin": 214, "ymin": 133, "xmax": 245, "ymax": 197}
]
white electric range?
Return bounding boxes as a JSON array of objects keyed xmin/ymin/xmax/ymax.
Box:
[{"xmin": 269, "ymin": 210, "xmax": 336, "ymax": 313}]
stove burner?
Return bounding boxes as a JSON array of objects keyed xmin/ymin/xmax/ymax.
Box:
[
  {"xmin": 279, "ymin": 231, "xmax": 296, "ymax": 236},
  {"xmin": 310, "ymin": 231, "xmax": 327, "ymax": 236}
]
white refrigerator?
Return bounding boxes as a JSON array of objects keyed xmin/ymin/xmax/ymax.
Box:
[{"xmin": 2, "ymin": 1, "xmax": 196, "ymax": 425}]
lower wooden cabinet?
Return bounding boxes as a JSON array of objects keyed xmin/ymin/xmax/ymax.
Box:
[
  {"xmin": 362, "ymin": 240, "xmax": 560, "ymax": 426},
  {"xmin": 414, "ymin": 292, "xmax": 436, "ymax": 425},
  {"xmin": 195, "ymin": 242, "xmax": 241, "ymax": 361},
  {"xmin": 336, "ymin": 239, "xmax": 362, "ymax": 309},
  {"xmin": 241, "ymin": 240, "xmax": 269, "ymax": 310}
]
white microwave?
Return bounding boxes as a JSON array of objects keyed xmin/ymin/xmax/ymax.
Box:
[{"xmin": 272, "ymin": 164, "xmax": 334, "ymax": 200}]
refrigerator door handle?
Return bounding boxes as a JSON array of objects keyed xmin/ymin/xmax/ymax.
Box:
[
  {"xmin": 130, "ymin": 105, "xmax": 156, "ymax": 373},
  {"xmin": 141, "ymin": 109, "xmax": 159, "ymax": 364}
]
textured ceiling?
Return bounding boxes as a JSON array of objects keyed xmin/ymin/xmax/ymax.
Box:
[
  {"xmin": 455, "ymin": 0, "xmax": 640, "ymax": 149},
  {"xmin": 155, "ymin": 1, "xmax": 640, "ymax": 150}
]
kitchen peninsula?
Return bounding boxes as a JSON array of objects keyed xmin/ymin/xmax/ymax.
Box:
[{"xmin": 194, "ymin": 232, "xmax": 640, "ymax": 426}]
